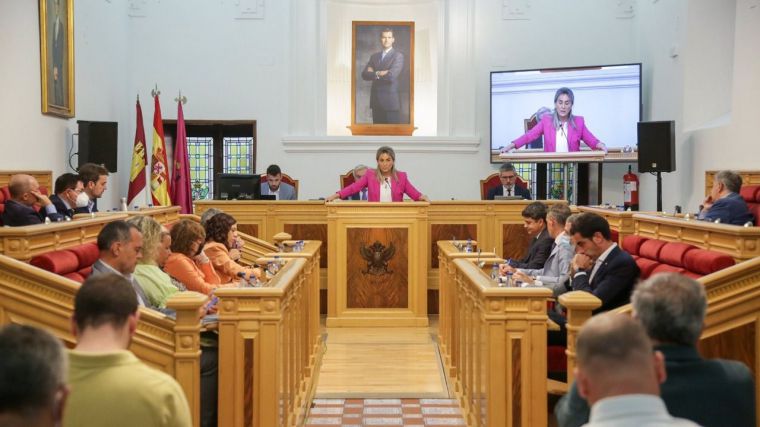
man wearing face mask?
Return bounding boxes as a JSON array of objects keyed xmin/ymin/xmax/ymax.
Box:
[
  {"xmin": 50, "ymin": 173, "xmax": 87, "ymax": 219},
  {"xmin": 75, "ymin": 163, "xmax": 109, "ymax": 214},
  {"xmin": 1, "ymin": 174, "xmax": 64, "ymax": 226}
]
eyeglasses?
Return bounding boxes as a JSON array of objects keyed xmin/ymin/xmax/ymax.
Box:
[{"xmin": 500, "ymin": 175, "xmax": 516, "ymax": 180}]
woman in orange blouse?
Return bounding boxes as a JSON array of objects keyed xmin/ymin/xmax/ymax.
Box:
[
  {"xmin": 164, "ymin": 219, "xmax": 234, "ymax": 295},
  {"xmin": 203, "ymin": 212, "xmax": 262, "ymax": 283}
]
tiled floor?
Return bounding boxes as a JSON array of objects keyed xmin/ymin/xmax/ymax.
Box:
[{"xmin": 306, "ymin": 398, "xmax": 466, "ymax": 426}]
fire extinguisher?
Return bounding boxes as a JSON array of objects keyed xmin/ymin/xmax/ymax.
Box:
[{"xmin": 623, "ymin": 165, "xmax": 639, "ymax": 211}]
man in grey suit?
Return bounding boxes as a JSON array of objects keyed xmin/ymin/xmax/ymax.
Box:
[
  {"xmin": 361, "ymin": 28, "xmax": 404, "ymax": 124},
  {"xmin": 260, "ymin": 164, "xmax": 296, "ymax": 200},
  {"xmin": 512, "ymin": 205, "xmax": 574, "ymax": 297}
]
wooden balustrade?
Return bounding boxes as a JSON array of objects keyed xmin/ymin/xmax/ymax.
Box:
[
  {"xmin": 215, "ymin": 256, "xmax": 323, "ymax": 427},
  {"xmin": 0, "ymin": 255, "xmax": 206, "ymax": 426},
  {"xmin": 438, "ymin": 242, "xmax": 552, "ymax": 427}
]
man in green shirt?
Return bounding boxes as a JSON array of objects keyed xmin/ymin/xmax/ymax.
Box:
[{"xmin": 63, "ymin": 273, "xmax": 192, "ymax": 427}]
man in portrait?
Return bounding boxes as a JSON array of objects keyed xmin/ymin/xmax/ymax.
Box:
[
  {"xmin": 50, "ymin": 0, "xmax": 66, "ymax": 107},
  {"xmin": 361, "ymin": 28, "xmax": 404, "ymax": 124}
]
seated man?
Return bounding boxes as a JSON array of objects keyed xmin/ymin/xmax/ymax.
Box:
[
  {"xmin": 556, "ymin": 273, "xmax": 755, "ymax": 427},
  {"xmin": 50, "ymin": 173, "xmax": 85, "ymax": 219},
  {"xmin": 698, "ymin": 170, "xmax": 754, "ymax": 225},
  {"xmin": 260, "ymin": 164, "xmax": 296, "ymax": 200},
  {"xmin": 347, "ymin": 164, "xmax": 369, "ymax": 200},
  {"xmin": 548, "ymin": 212, "xmax": 639, "ymax": 345},
  {"xmin": 75, "ymin": 163, "xmax": 109, "ymax": 214},
  {"xmin": 1, "ymin": 174, "xmax": 63, "ymax": 226},
  {"xmin": 487, "ymin": 163, "xmax": 532, "ymax": 200},
  {"xmin": 0, "ymin": 324, "xmax": 69, "ymax": 427},
  {"xmin": 63, "ymin": 274, "xmax": 192, "ymax": 427},
  {"xmin": 512, "ymin": 204, "xmax": 574, "ymax": 296},
  {"xmin": 571, "ymin": 313, "xmax": 699, "ymax": 427},
  {"xmin": 501, "ymin": 201, "xmax": 553, "ymax": 271}
]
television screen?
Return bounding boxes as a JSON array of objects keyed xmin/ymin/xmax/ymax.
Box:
[
  {"xmin": 490, "ymin": 63, "xmax": 641, "ymax": 163},
  {"xmin": 215, "ymin": 173, "xmax": 260, "ymax": 200}
]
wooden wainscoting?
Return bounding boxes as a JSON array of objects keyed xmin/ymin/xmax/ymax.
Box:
[{"xmin": 0, "ymin": 170, "xmax": 52, "ymax": 189}]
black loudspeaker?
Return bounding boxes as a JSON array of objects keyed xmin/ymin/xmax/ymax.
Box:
[
  {"xmin": 78, "ymin": 121, "xmax": 118, "ymax": 172},
  {"xmin": 637, "ymin": 121, "xmax": 675, "ymax": 173}
]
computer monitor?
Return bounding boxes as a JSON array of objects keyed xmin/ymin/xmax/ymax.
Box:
[{"xmin": 215, "ymin": 173, "xmax": 259, "ymax": 200}]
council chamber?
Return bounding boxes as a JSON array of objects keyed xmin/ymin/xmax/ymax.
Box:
[{"xmin": 1, "ymin": 1, "xmax": 759, "ymax": 427}]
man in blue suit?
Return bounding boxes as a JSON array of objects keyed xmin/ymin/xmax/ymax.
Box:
[
  {"xmin": 487, "ymin": 163, "xmax": 532, "ymax": 200},
  {"xmin": 361, "ymin": 28, "xmax": 404, "ymax": 124},
  {"xmin": 698, "ymin": 170, "xmax": 754, "ymax": 225},
  {"xmin": 1, "ymin": 174, "xmax": 63, "ymax": 226}
]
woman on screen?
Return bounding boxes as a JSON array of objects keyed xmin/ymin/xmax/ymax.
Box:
[
  {"xmin": 326, "ymin": 146, "xmax": 429, "ymax": 202},
  {"xmin": 502, "ymin": 87, "xmax": 608, "ymax": 153}
]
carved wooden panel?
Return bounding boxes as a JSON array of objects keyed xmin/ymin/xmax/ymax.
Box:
[
  {"xmin": 503, "ymin": 224, "xmax": 530, "ymax": 262},
  {"xmin": 346, "ymin": 228, "xmax": 408, "ymax": 309},
  {"xmin": 511, "ymin": 338, "xmax": 522, "ymax": 427},
  {"xmin": 699, "ymin": 321, "xmax": 756, "ymax": 376},
  {"xmin": 244, "ymin": 337, "xmax": 255, "ymax": 427},
  {"xmin": 284, "ymin": 224, "xmax": 328, "ymax": 268},
  {"xmin": 430, "ymin": 224, "xmax": 477, "ymax": 268},
  {"xmin": 238, "ymin": 224, "xmax": 259, "ymax": 239}
]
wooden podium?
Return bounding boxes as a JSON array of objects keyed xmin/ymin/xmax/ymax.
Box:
[{"xmin": 326, "ymin": 202, "xmax": 429, "ymax": 327}]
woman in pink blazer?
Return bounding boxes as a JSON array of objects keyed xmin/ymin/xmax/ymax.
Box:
[
  {"xmin": 503, "ymin": 87, "xmax": 608, "ymax": 153},
  {"xmin": 327, "ymin": 146, "xmax": 429, "ymax": 202}
]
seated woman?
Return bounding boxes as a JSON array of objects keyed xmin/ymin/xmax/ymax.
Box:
[
  {"xmin": 164, "ymin": 219, "xmax": 234, "ymax": 295},
  {"xmin": 203, "ymin": 212, "xmax": 262, "ymax": 283},
  {"xmin": 326, "ymin": 146, "xmax": 429, "ymax": 202},
  {"xmin": 126, "ymin": 216, "xmax": 178, "ymax": 308}
]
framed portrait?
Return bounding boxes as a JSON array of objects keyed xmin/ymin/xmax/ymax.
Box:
[
  {"xmin": 350, "ymin": 21, "xmax": 414, "ymax": 136},
  {"xmin": 39, "ymin": 0, "xmax": 75, "ymax": 118}
]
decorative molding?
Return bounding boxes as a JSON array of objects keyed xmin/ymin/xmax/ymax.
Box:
[
  {"xmin": 281, "ymin": 135, "xmax": 481, "ymax": 154},
  {"xmin": 235, "ymin": 0, "xmax": 265, "ymax": 20},
  {"xmin": 502, "ymin": 0, "xmax": 532, "ymax": 20}
]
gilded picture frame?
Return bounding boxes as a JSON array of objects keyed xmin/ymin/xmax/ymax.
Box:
[
  {"xmin": 39, "ymin": 0, "xmax": 75, "ymax": 118},
  {"xmin": 350, "ymin": 21, "xmax": 414, "ymax": 136}
]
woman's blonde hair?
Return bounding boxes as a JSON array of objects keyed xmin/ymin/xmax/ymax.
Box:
[
  {"xmin": 374, "ymin": 145, "xmax": 398, "ymax": 184},
  {"xmin": 126, "ymin": 215, "xmax": 162, "ymax": 265}
]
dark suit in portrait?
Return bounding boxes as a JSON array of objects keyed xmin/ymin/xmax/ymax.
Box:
[
  {"xmin": 361, "ymin": 48, "xmax": 404, "ymax": 124},
  {"xmin": 487, "ymin": 185, "xmax": 532, "ymax": 200},
  {"xmin": 50, "ymin": 0, "xmax": 65, "ymax": 106}
]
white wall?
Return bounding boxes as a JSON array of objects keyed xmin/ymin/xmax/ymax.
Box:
[{"xmin": 3, "ymin": 0, "xmax": 757, "ymax": 209}]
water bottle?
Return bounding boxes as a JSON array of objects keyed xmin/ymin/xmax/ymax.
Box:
[
  {"xmin": 465, "ymin": 239, "xmax": 473, "ymax": 253},
  {"xmin": 133, "ymin": 205, "xmax": 139, "ymax": 211},
  {"xmin": 44, "ymin": 216, "xmax": 51, "ymax": 224},
  {"xmin": 490, "ymin": 263, "xmax": 499, "ymax": 281},
  {"xmin": 120, "ymin": 197, "xmax": 128, "ymax": 212},
  {"xmin": 505, "ymin": 272, "xmax": 513, "ymax": 287}
]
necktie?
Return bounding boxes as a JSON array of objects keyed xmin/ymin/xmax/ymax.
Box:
[
  {"xmin": 507, "ymin": 187, "xmax": 512, "ymax": 196},
  {"xmin": 361, "ymin": 189, "xmax": 367, "ymax": 201}
]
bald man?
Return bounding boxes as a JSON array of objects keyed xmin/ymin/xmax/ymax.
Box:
[{"xmin": 1, "ymin": 174, "xmax": 63, "ymax": 226}]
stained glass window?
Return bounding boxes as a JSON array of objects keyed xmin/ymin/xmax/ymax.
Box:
[
  {"xmin": 188, "ymin": 137, "xmax": 213, "ymax": 200},
  {"xmin": 223, "ymin": 137, "xmax": 254, "ymax": 174}
]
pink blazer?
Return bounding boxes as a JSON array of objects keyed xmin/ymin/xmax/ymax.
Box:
[
  {"xmin": 512, "ymin": 115, "xmax": 601, "ymax": 152},
  {"xmin": 338, "ymin": 168, "xmax": 423, "ymax": 202}
]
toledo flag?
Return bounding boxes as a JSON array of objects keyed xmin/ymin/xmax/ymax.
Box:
[
  {"xmin": 150, "ymin": 93, "xmax": 172, "ymax": 206},
  {"xmin": 127, "ymin": 98, "xmax": 148, "ymax": 206},
  {"xmin": 171, "ymin": 99, "xmax": 192, "ymax": 214}
]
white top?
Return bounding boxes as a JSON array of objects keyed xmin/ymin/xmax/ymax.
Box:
[
  {"xmin": 556, "ymin": 121, "xmax": 569, "ymax": 153},
  {"xmin": 502, "ymin": 185, "xmax": 514, "ymax": 196},
  {"xmin": 584, "ymin": 394, "xmax": 700, "ymax": 427},
  {"xmin": 380, "ymin": 177, "xmax": 393, "ymax": 202},
  {"xmin": 590, "ymin": 242, "xmax": 617, "ymax": 283},
  {"xmin": 271, "ymin": 187, "xmax": 280, "ymax": 200}
]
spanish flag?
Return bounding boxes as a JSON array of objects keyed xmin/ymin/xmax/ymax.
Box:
[
  {"xmin": 127, "ymin": 97, "xmax": 148, "ymax": 206},
  {"xmin": 150, "ymin": 93, "xmax": 171, "ymax": 206}
]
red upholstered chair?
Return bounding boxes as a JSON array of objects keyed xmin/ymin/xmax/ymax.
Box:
[
  {"xmin": 480, "ymin": 173, "xmax": 529, "ymax": 200},
  {"xmin": 340, "ymin": 169, "xmax": 356, "ymax": 189},
  {"xmin": 683, "ymin": 249, "xmax": 735, "ymax": 276},
  {"xmin": 259, "ymin": 173, "xmax": 299, "ymax": 198},
  {"xmin": 622, "ymin": 235, "xmax": 649, "ymax": 257},
  {"xmin": 29, "ymin": 242, "xmax": 99, "ymax": 284},
  {"xmin": 739, "ymin": 184, "xmax": 760, "ymax": 226}
]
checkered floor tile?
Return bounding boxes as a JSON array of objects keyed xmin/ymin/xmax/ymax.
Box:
[{"xmin": 306, "ymin": 398, "xmax": 465, "ymax": 426}]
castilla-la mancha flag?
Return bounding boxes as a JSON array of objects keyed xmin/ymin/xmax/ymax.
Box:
[
  {"xmin": 127, "ymin": 98, "xmax": 148, "ymax": 206},
  {"xmin": 171, "ymin": 100, "xmax": 192, "ymax": 214},
  {"xmin": 150, "ymin": 94, "xmax": 172, "ymax": 206}
]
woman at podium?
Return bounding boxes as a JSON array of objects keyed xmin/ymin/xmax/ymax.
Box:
[
  {"xmin": 326, "ymin": 146, "xmax": 429, "ymax": 202},
  {"xmin": 502, "ymin": 87, "xmax": 608, "ymax": 153}
]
